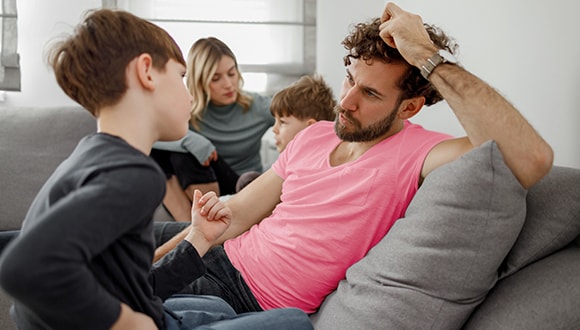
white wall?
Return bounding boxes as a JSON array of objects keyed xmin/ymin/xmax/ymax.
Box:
[
  {"xmin": 8, "ymin": 0, "xmax": 101, "ymax": 108},
  {"xmin": 317, "ymin": 0, "xmax": 580, "ymax": 168},
  {"xmin": 7, "ymin": 0, "xmax": 580, "ymax": 168}
]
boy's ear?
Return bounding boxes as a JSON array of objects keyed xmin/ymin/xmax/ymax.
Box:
[
  {"xmin": 398, "ymin": 96, "xmax": 425, "ymax": 120},
  {"xmin": 135, "ymin": 53, "xmax": 155, "ymax": 90},
  {"xmin": 305, "ymin": 118, "xmax": 317, "ymax": 126}
]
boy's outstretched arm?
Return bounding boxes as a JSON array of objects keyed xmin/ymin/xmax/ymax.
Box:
[
  {"xmin": 154, "ymin": 226, "xmax": 189, "ymax": 263},
  {"xmin": 154, "ymin": 169, "xmax": 282, "ymax": 262},
  {"xmin": 153, "ymin": 190, "xmax": 231, "ymax": 263}
]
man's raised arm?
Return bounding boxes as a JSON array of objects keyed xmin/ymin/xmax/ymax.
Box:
[{"xmin": 380, "ymin": 2, "xmax": 553, "ymax": 188}]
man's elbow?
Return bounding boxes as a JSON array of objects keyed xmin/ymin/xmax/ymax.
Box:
[{"xmin": 522, "ymin": 143, "xmax": 554, "ymax": 189}]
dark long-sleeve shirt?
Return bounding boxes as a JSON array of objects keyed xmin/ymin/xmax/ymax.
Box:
[{"xmin": 0, "ymin": 133, "xmax": 205, "ymax": 329}]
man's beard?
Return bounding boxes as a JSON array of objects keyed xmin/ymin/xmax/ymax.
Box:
[{"xmin": 334, "ymin": 104, "xmax": 400, "ymax": 142}]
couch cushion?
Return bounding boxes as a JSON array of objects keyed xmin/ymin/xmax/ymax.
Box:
[
  {"xmin": 311, "ymin": 140, "xmax": 527, "ymax": 329},
  {"xmin": 500, "ymin": 166, "xmax": 580, "ymax": 278},
  {"xmin": 464, "ymin": 244, "xmax": 580, "ymax": 329},
  {"xmin": 0, "ymin": 106, "xmax": 96, "ymax": 230}
]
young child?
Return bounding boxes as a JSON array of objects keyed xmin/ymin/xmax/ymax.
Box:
[
  {"xmin": 270, "ymin": 74, "xmax": 336, "ymax": 153},
  {"xmin": 233, "ymin": 74, "xmax": 336, "ymax": 192},
  {"xmin": 0, "ymin": 9, "xmax": 311, "ymax": 330}
]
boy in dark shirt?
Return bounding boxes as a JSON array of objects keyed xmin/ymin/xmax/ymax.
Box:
[{"xmin": 0, "ymin": 8, "xmax": 312, "ymax": 330}]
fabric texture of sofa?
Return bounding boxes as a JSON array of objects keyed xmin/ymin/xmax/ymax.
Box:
[
  {"xmin": 1, "ymin": 105, "xmax": 579, "ymax": 329},
  {"xmin": 311, "ymin": 141, "xmax": 580, "ymax": 329}
]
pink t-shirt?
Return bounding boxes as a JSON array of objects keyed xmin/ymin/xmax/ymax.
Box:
[{"xmin": 224, "ymin": 120, "xmax": 450, "ymax": 313}]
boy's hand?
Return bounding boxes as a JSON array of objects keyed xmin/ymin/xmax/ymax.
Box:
[{"xmin": 185, "ymin": 190, "xmax": 232, "ymax": 254}]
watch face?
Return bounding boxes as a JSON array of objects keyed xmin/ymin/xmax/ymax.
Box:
[{"xmin": 438, "ymin": 49, "xmax": 457, "ymax": 64}]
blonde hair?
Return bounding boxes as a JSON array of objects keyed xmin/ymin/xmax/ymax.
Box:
[{"xmin": 186, "ymin": 37, "xmax": 252, "ymax": 129}]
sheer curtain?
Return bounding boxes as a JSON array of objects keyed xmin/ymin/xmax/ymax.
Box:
[
  {"xmin": 0, "ymin": 0, "xmax": 20, "ymax": 91},
  {"xmin": 112, "ymin": 0, "xmax": 316, "ymax": 94}
]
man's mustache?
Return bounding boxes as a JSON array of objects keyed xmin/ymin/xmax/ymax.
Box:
[{"xmin": 334, "ymin": 105, "xmax": 355, "ymax": 124}]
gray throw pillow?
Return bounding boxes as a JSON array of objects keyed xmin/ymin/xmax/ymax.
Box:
[
  {"xmin": 311, "ymin": 140, "xmax": 527, "ymax": 330},
  {"xmin": 500, "ymin": 166, "xmax": 580, "ymax": 278}
]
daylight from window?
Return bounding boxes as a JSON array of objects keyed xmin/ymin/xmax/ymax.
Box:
[{"xmin": 118, "ymin": 0, "xmax": 311, "ymax": 93}]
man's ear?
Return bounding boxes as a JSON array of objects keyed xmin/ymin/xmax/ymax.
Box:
[
  {"xmin": 398, "ymin": 96, "xmax": 425, "ymax": 120},
  {"xmin": 305, "ymin": 118, "xmax": 317, "ymax": 126},
  {"xmin": 135, "ymin": 53, "xmax": 155, "ymax": 90}
]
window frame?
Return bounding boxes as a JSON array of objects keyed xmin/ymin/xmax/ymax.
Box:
[
  {"xmin": 103, "ymin": 0, "xmax": 316, "ymax": 94},
  {"xmin": 0, "ymin": 0, "xmax": 20, "ymax": 91}
]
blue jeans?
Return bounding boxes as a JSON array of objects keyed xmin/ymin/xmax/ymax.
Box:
[
  {"xmin": 163, "ymin": 295, "xmax": 312, "ymax": 330},
  {"xmin": 154, "ymin": 221, "xmax": 190, "ymax": 247},
  {"xmin": 179, "ymin": 246, "xmax": 262, "ymax": 314}
]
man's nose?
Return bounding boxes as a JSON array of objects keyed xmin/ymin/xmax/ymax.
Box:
[{"xmin": 340, "ymin": 87, "xmax": 358, "ymax": 112}]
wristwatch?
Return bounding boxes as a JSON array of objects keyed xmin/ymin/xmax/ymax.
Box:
[{"xmin": 420, "ymin": 49, "xmax": 457, "ymax": 81}]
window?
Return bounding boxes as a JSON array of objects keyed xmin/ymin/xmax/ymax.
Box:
[
  {"xmin": 0, "ymin": 0, "xmax": 20, "ymax": 91},
  {"xmin": 107, "ymin": 0, "xmax": 315, "ymax": 94}
]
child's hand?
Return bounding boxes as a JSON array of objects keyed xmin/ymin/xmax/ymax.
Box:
[{"xmin": 187, "ymin": 190, "xmax": 232, "ymax": 246}]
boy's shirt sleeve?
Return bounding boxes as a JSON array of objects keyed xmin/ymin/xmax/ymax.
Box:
[
  {"xmin": 0, "ymin": 165, "xmax": 163, "ymax": 329},
  {"xmin": 149, "ymin": 240, "xmax": 207, "ymax": 301}
]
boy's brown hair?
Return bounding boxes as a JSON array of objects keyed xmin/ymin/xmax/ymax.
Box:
[
  {"xmin": 270, "ymin": 75, "xmax": 336, "ymax": 122},
  {"xmin": 46, "ymin": 9, "xmax": 185, "ymax": 115}
]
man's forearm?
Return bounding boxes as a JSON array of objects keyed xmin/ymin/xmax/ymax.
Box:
[
  {"xmin": 153, "ymin": 170, "xmax": 283, "ymax": 262},
  {"xmin": 429, "ymin": 63, "xmax": 553, "ymax": 188},
  {"xmin": 379, "ymin": 2, "xmax": 553, "ymax": 188}
]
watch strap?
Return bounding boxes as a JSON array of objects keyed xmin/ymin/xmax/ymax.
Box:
[{"xmin": 420, "ymin": 52, "xmax": 444, "ymax": 81}]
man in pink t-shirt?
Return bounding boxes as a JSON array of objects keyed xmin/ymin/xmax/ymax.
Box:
[{"xmin": 157, "ymin": 2, "xmax": 552, "ymax": 315}]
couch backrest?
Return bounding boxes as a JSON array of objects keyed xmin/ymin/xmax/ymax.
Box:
[{"xmin": 0, "ymin": 106, "xmax": 96, "ymax": 230}]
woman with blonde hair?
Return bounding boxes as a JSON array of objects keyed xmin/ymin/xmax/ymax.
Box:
[{"xmin": 152, "ymin": 37, "xmax": 273, "ymax": 221}]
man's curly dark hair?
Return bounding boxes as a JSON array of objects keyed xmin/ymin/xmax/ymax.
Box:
[{"xmin": 342, "ymin": 17, "xmax": 458, "ymax": 106}]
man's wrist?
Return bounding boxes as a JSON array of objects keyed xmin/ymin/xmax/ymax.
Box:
[{"xmin": 420, "ymin": 49, "xmax": 458, "ymax": 81}]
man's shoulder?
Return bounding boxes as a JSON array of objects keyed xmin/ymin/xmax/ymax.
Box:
[
  {"xmin": 279, "ymin": 121, "xmax": 336, "ymax": 159},
  {"xmin": 399, "ymin": 120, "xmax": 452, "ymax": 142},
  {"xmin": 306, "ymin": 120, "xmax": 335, "ymax": 132},
  {"xmin": 292, "ymin": 120, "xmax": 335, "ymax": 142}
]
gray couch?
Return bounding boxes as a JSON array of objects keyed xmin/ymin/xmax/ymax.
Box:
[{"xmin": 1, "ymin": 105, "xmax": 579, "ymax": 329}]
